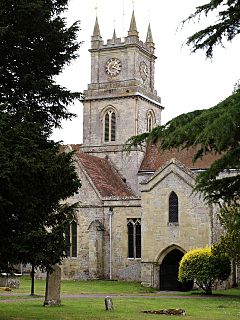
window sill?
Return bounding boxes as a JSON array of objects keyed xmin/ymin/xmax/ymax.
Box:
[{"xmin": 168, "ymin": 222, "xmax": 179, "ymax": 226}]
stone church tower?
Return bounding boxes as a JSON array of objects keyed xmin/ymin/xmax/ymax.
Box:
[
  {"xmin": 81, "ymin": 11, "xmax": 163, "ymax": 194},
  {"xmin": 60, "ymin": 12, "xmax": 235, "ymax": 290}
]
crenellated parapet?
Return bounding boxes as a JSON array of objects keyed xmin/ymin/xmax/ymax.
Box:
[{"xmin": 91, "ymin": 10, "xmax": 155, "ymax": 55}]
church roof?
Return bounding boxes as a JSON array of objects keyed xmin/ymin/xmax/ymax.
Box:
[
  {"xmin": 75, "ymin": 151, "xmax": 135, "ymax": 198},
  {"xmin": 140, "ymin": 142, "xmax": 221, "ymax": 172}
]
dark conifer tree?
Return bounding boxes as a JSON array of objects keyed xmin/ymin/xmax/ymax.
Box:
[{"xmin": 0, "ymin": 0, "xmax": 81, "ymax": 285}]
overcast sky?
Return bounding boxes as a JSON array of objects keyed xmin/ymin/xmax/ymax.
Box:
[{"xmin": 52, "ymin": 0, "xmax": 240, "ymax": 144}]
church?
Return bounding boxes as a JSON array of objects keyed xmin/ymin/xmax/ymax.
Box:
[{"xmin": 61, "ymin": 12, "xmax": 225, "ymax": 290}]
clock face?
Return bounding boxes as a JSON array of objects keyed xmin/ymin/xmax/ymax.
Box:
[
  {"xmin": 139, "ymin": 61, "xmax": 148, "ymax": 81},
  {"xmin": 105, "ymin": 58, "xmax": 122, "ymax": 77}
]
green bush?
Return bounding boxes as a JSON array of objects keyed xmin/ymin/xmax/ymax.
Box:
[{"xmin": 178, "ymin": 247, "xmax": 231, "ymax": 294}]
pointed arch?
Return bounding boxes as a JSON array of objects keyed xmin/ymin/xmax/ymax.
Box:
[
  {"xmin": 156, "ymin": 244, "xmax": 186, "ymax": 264},
  {"xmin": 103, "ymin": 107, "xmax": 116, "ymax": 142},
  {"xmin": 127, "ymin": 218, "xmax": 141, "ymax": 259},
  {"xmin": 169, "ymin": 191, "xmax": 179, "ymax": 223},
  {"xmin": 146, "ymin": 110, "xmax": 155, "ymax": 132},
  {"xmin": 65, "ymin": 220, "xmax": 78, "ymax": 258}
]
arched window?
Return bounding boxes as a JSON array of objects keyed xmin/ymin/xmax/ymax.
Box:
[
  {"xmin": 65, "ymin": 221, "xmax": 78, "ymax": 257},
  {"xmin": 127, "ymin": 218, "xmax": 141, "ymax": 258},
  {"xmin": 169, "ymin": 191, "xmax": 178, "ymax": 223},
  {"xmin": 104, "ymin": 108, "xmax": 116, "ymax": 142},
  {"xmin": 147, "ymin": 110, "xmax": 155, "ymax": 132}
]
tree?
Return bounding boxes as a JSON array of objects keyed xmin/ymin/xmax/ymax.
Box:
[
  {"xmin": 178, "ymin": 248, "xmax": 231, "ymax": 294},
  {"xmin": 183, "ymin": 0, "xmax": 240, "ymax": 58},
  {"xmin": 0, "ymin": 0, "xmax": 82, "ymax": 290},
  {"xmin": 0, "ymin": 112, "xmax": 81, "ymax": 292},
  {"xmin": 0, "ymin": 0, "xmax": 82, "ymax": 129},
  {"xmin": 213, "ymin": 199, "xmax": 240, "ymax": 263}
]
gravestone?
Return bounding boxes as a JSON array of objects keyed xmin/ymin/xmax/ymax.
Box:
[
  {"xmin": 43, "ymin": 265, "xmax": 61, "ymax": 306},
  {"xmin": 0, "ymin": 276, "xmax": 20, "ymax": 289},
  {"xmin": 105, "ymin": 296, "xmax": 113, "ymax": 310}
]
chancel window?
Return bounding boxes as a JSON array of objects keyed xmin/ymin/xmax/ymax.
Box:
[
  {"xmin": 65, "ymin": 221, "xmax": 78, "ymax": 257},
  {"xmin": 147, "ymin": 110, "xmax": 155, "ymax": 132},
  {"xmin": 169, "ymin": 191, "xmax": 179, "ymax": 223},
  {"xmin": 104, "ymin": 108, "xmax": 116, "ymax": 142},
  {"xmin": 127, "ymin": 219, "xmax": 141, "ymax": 258}
]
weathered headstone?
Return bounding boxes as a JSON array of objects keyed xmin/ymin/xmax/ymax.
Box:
[
  {"xmin": 43, "ymin": 265, "xmax": 61, "ymax": 306},
  {"xmin": 105, "ymin": 296, "xmax": 113, "ymax": 310},
  {"xmin": 0, "ymin": 276, "xmax": 20, "ymax": 289}
]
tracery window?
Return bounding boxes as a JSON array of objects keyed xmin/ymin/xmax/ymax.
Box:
[
  {"xmin": 104, "ymin": 108, "xmax": 116, "ymax": 142},
  {"xmin": 169, "ymin": 191, "xmax": 179, "ymax": 223},
  {"xmin": 127, "ymin": 218, "xmax": 141, "ymax": 258},
  {"xmin": 65, "ymin": 221, "xmax": 78, "ymax": 257},
  {"xmin": 147, "ymin": 110, "xmax": 155, "ymax": 132}
]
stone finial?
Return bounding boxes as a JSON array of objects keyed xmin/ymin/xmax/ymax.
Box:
[
  {"xmin": 146, "ymin": 23, "xmax": 153, "ymax": 43},
  {"xmin": 112, "ymin": 28, "xmax": 117, "ymax": 43},
  {"xmin": 91, "ymin": 16, "xmax": 103, "ymax": 48},
  {"xmin": 128, "ymin": 10, "xmax": 139, "ymax": 37},
  {"xmin": 92, "ymin": 16, "xmax": 102, "ymax": 40},
  {"xmin": 145, "ymin": 23, "xmax": 155, "ymax": 53}
]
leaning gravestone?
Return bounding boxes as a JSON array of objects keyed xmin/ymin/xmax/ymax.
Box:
[{"xmin": 43, "ymin": 265, "xmax": 61, "ymax": 306}]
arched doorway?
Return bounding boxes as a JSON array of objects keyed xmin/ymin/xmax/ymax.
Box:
[{"xmin": 159, "ymin": 249, "xmax": 193, "ymax": 291}]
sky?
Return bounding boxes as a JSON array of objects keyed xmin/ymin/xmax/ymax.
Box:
[{"xmin": 52, "ymin": 0, "xmax": 240, "ymax": 144}]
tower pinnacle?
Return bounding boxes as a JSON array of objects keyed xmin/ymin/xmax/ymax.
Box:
[
  {"xmin": 128, "ymin": 10, "xmax": 139, "ymax": 37},
  {"xmin": 146, "ymin": 23, "xmax": 155, "ymax": 53},
  {"xmin": 92, "ymin": 16, "xmax": 101, "ymax": 38},
  {"xmin": 112, "ymin": 28, "xmax": 117, "ymax": 43},
  {"xmin": 146, "ymin": 23, "xmax": 153, "ymax": 43}
]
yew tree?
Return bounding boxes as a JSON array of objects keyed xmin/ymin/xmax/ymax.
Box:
[{"xmin": 0, "ymin": 0, "xmax": 81, "ymax": 276}]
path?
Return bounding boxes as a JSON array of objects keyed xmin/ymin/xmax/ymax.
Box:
[{"xmin": 0, "ymin": 292, "xmax": 219, "ymax": 303}]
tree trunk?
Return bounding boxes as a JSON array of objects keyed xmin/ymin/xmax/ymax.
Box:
[
  {"xmin": 205, "ymin": 286, "xmax": 212, "ymax": 295},
  {"xmin": 30, "ymin": 264, "xmax": 35, "ymax": 296},
  {"xmin": 232, "ymin": 261, "xmax": 237, "ymax": 287}
]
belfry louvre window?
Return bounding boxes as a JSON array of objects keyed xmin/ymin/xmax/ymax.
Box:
[
  {"xmin": 127, "ymin": 218, "xmax": 141, "ymax": 258},
  {"xmin": 104, "ymin": 109, "xmax": 116, "ymax": 142},
  {"xmin": 147, "ymin": 110, "xmax": 155, "ymax": 132},
  {"xmin": 65, "ymin": 221, "xmax": 78, "ymax": 257},
  {"xmin": 169, "ymin": 191, "xmax": 179, "ymax": 223}
]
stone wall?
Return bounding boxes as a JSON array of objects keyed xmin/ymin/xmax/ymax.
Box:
[
  {"xmin": 140, "ymin": 160, "xmax": 212, "ymax": 287},
  {"xmin": 103, "ymin": 202, "xmax": 142, "ymax": 281}
]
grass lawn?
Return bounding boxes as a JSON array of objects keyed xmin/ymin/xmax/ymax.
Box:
[{"xmin": 0, "ymin": 276, "xmax": 240, "ymax": 319}]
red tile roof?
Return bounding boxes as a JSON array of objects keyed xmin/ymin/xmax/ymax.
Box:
[
  {"xmin": 140, "ymin": 143, "xmax": 221, "ymax": 172},
  {"xmin": 75, "ymin": 151, "xmax": 135, "ymax": 198}
]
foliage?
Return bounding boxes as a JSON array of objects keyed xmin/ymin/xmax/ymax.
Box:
[
  {"xmin": 0, "ymin": 0, "xmax": 82, "ymax": 275},
  {"xmin": 0, "ymin": 0, "xmax": 82, "ymax": 129},
  {"xmin": 0, "ymin": 112, "xmax": 81, "ymax": 273},
  {"xmin": 182, "ymin": 0, "xmax": 240, "ymax": 58},
  {"xmin": 126, "ymin": 89, "xmax": 240, "ymax": 204},
  {"xmin": 178, "ymin": 247, "xmax": 231, "ymax": 294},
  {"xmin": 213, "ymin": 199, "xmax": 240, "ymax": 263}
]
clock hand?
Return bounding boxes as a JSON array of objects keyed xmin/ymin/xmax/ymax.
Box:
[{"xmin": 112, "ymin": 65, "xmax": 120, "ymax": 70}]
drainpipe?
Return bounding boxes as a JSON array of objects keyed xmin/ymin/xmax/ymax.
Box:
[{"xmin": 108, "ymin": 207, "xmax": 114, "ymax": 280}]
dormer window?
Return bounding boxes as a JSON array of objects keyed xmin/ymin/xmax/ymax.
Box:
[{"xmin": 104, "ymin": 108, "xmax": 116, "ymax": 142}]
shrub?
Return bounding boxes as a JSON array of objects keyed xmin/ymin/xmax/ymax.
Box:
[{"xmin": 178, "ymin": 247, "xmax": 231, "ymax": 294}]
